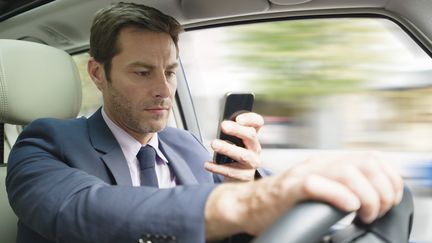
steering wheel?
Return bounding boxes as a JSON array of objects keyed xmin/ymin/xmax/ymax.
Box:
[{"xmin": 253, "ymin": 187, "xmax": 414, "ymax": 243}]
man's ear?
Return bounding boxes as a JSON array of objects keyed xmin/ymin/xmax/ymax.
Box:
[{"xmin": 88, "ymin": 57, "xmax": 106, "ymax": 91}]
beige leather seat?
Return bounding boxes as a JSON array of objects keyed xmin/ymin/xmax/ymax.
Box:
[{"xmin": 0, "ymin": 39, "xmax": 82, "ymax": 243}]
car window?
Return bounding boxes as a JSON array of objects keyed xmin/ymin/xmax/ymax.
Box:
[
  {"xmin": 179, "ymin": 18, "xmax": 432, "ymax": 171},
  {"xmin": 180, "ymin": 19, "xmax": 432, "ymax": 241}
]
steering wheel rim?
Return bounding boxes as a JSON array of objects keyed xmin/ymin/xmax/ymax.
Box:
[
  {"xmin": 252, "ymin": 201, "xmax": 348, "ymax": 243},
  {"xmin": 252, "ymin": 187, "xmax": 413, "ymax": 243}
]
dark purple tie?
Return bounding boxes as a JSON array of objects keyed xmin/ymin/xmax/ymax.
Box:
[{"xmin": 137, "ymin": 146, "xmax": 159, "ymax": 187}]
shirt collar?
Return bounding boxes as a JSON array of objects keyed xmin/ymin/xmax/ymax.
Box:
[{"xmin": 101, "ymin": 107, "xmax": 168, "ymax": 163}]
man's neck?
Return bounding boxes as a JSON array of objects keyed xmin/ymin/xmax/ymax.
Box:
[{"xmin": 102, "ymin": 107, "xmax": 154, "ymax": 145}]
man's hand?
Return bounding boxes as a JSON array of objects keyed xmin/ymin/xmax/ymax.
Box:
[
  {"xmin": 204, "ymin": 152, "xmax": 403, "ymax": 240},
  {"xmin": 204, "ymin": 112, "xmax": 264, "ymax": 182}
]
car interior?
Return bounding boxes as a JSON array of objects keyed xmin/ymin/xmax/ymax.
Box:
[{"xmin": 1, "ymin": 0, "xmax": 432, "ymax": 242}]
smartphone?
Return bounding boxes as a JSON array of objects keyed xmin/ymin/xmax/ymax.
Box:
[{"xmin": 214, "ymin": 92, "xmax": 254, "ymax": 164}]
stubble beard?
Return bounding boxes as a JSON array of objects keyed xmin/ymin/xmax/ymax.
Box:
[{"xmin": 107, "ymin": 85, "xmax": 171, "ymax": 134}]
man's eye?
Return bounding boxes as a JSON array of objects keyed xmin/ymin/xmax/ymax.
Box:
[
  {"xmin": 166, "ymin": 71, "xmax": 176, "ymax": 77},
  {"xmin": 135, "ymin": 71, "xmax": 150, "ymax": 77}
]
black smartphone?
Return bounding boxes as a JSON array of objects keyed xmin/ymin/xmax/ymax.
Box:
[{"xmin": 214, "ymin": 92, "xmax": 254, "ymax": 164}]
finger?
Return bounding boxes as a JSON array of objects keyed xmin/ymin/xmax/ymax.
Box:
[
  {"xmin": 221, "ymin": 120, "xmax": 261, "ymax": 153},
  {"xmin": 212, "ymin": 139, "xmax": 260, "ymax": 168},
  {"xmin": 377, "ymin": 159, "xmax": 404, "ymax": 205},
  {"xmin": 235, "ymin": 112, "xmax": 264, "ymax": 132},
  {"xmin": 294, "ymin": 174, "xmax": 360, "ymax": 212},
  {"xmin": 331, "ymin": 166, "xmax": 381, "ymax": 224},
  {"xmin": 204, "ymin": 161, "xmax": 255, "ymax": 181},
  {"xmin": 205, "ymin": 161, "xmax": 232, "ymax": 177},
  {"xmin": 355, "ymin": 157, "xmax": 397, "ymax": 218}
]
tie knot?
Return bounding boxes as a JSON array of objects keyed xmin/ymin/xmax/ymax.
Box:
[{"xmin": 137, "ymin": 146, "xmax": 156, "ymax": 169}]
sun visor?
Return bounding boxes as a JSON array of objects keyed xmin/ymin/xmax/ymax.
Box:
[{"xmin": 181, "ymin": 0, "xmax": 270, "ymax": 19}]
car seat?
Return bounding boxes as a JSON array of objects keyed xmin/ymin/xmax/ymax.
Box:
[{"xmin": 0, "ymin": 39, "xmax": 82, "ymax": 243}]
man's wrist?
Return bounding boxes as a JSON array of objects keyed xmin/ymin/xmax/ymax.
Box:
[{"xmin": 204, "ymin": 183, "xmax": 251, "ymax": 240}]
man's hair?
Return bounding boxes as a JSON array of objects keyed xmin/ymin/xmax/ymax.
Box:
[{"xmin": 89, "ymin": 2, "xmax": 183, "ymax": 80}]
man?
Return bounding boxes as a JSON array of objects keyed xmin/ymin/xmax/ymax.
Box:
[{"xmin": 6, "ymin": 2, "xmax": 403, "ymax": 243}]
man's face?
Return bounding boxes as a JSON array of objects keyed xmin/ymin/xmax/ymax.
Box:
[{"xmin": 100, "ymin": 27, "xmax": 178, "ymax": 140}]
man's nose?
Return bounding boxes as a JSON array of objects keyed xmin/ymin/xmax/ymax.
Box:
[{"xmin": 152, "ymin": 73, "xmax": 172, "ymax": 98}]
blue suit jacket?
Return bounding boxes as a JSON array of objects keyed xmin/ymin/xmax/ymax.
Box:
[{"xmin": 6, "ymin": 109, "xmax": 218, "ymax": 243}]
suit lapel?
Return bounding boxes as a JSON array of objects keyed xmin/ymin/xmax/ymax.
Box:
[
  {"xmin": 87, "ymin": 109, "xmax": 133, "ymax": 186},
  {"xmin": 159, "ymin": 139, "xmax": 199, "ymax": 185}
]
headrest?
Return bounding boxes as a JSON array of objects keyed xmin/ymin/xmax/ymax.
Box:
[{"xmin": 0, "ymin": 39, "xmax": 82, "ymax": 125}]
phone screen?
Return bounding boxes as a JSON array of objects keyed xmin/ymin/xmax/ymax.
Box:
[{"xmin": 214, "ymin": 93, "xmax": 254, "ymax": 164}]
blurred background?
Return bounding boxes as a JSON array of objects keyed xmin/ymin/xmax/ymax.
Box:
[{"xmin": 179, "ymin": 18, "xmax": 432, "ymax": 242}]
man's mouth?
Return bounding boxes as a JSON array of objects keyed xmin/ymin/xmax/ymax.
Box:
[
  {"xmin": 143, "ymin": 107, "xmax": 170, "ymax": 114},
  {"xmin": 144, "ymin": 106, "xmax": 169, "ymax": 110}
]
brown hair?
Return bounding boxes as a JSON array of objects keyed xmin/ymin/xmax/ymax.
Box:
[{"xmin": 89, "ymin": 2, "xmax": 183, "ymax": 81}]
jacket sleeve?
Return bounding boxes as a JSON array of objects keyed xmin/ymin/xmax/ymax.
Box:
[{"xmin": 6, "ymin": 120, "xmax": 216, "ymax": 243}]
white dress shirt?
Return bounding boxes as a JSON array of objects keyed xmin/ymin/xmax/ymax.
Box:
[{"xmin": 101, "ymin": 108, "xmax": 176, "ymax": 188}]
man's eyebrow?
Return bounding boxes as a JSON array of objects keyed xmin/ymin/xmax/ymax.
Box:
[
  {"xmin": 167, "ymin": 62, "xmax": 179, "ymax": 69},
  {"xmin": 127, "ymin": 62, "xmax": 178, "ymax": 69},
  {"xmin": 128, "ymin": 62, "xmax": 154, "ymax": 69}
]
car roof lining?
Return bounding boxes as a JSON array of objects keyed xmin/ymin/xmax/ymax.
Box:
[
  {"xmin": 0, "ymin": 0, "xmax": 430, "ymax": 55},
  {"xmin": 0, "ymin": 0, "xmax": 54, "ymax": 21}
]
